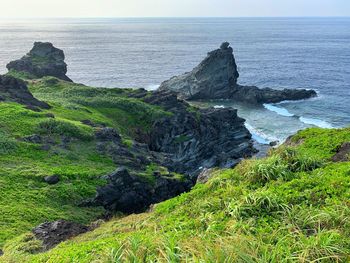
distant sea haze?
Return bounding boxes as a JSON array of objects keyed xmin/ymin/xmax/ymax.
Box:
[{"xmin": 0, "ymin": 17, "xmax": 349, "ymax": 142}]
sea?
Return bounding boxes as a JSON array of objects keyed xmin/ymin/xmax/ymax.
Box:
[{"xmin": 0, "ymin": 17, "xmax": 349, "ymax": 143}]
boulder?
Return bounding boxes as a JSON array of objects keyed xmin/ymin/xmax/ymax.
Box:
[
  {"xmin": 6, "ymin": 42, "xmax": 72, "ymax": 81},
  {"xmin": 0, "ymin": 75, "xmax": 50, "ymax": 109},
  {"xmin": 32, "ymin": 220, "xmax": 88, "ymax": 251},
  {"xmin": 159, "ymin": 42, "xmax": 317, "ymax": 104},
  {"xmin": 44, "ymin": 175, "xmax": 60, "ymax": 185},
  {"xmin": 95, "ymin": 127, "xmax": 121, "ymax": 142},
  {"xmin": 331, "ymin": 142, "xmax": 350, "ymax": 162}
]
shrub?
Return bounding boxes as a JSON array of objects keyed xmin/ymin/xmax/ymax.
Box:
[
  {"xmin": 37, "ymin": 118, "xmax": 93, "ymax": 140},
  {"xmin": 240, "ymin": 155, "xmax": 290, "ymax": 184},
  {"xmin": 279, "ymin": 147, "xmax": 324, "ymax": 172},
  {"xmin": 0, "ymin": 133, "xmax": 17, "ymax": 154}
]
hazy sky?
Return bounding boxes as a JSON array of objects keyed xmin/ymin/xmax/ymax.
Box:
[{"xmin": 1, "ymin": 0, "xmax": 349, "ymax": 18}]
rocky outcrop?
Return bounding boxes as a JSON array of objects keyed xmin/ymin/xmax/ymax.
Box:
[
  {"xmin": 6, "ymin": 42, "xmax": 72, "ymax": 82},
  {"xmin": 131, "ymin": 89, "xmax": 255, "ymax": 177},
  {"xmin": 32, "ymin": 220, "xmax": 88, "ymax": 251},
  {"xmin": 92, "ymin": 167, "xmax": 192, "ymax": 214},
  {"xmin": 0, "ymin": 75, "xmax": 50, "ymax": 110},
  {"xmin": 159, "ymin": 42, "xmax": 316, "ymax": 103},
  {"xmin": 332, "ymin": 142, "xmax": 350, "ymax": 162}
]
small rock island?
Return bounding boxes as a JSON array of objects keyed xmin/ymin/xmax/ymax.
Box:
[{"xmin": 160, "ymin": 42, "xmax": 317, "ymax": 103}]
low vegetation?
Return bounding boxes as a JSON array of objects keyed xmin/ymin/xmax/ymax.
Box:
[
  {"xmin": 1, "ymin": 122, "xmax": 349, "ymax": 262},
  {"xmin": 0, "ymin": 74, "xmax": 349, "ymax": 262}
]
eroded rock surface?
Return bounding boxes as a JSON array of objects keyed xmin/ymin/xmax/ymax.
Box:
[
  {"xmin": 6, "ymin": 42, "xmax": 72, "ymax": 81},
  {"xmin": 93, "ymin": 167, "xmax": 192, "ymax": 214},
  {"xmin": 0, "ymin": 75, "xmax": 50, "ymax": 109},
  {"xmin": 139, "ymin": 90, "xmax": 255, "ymax": 176},
  {"xmin": 332, "ymin": 142, "xmax": 350, "ymax": 162},
  {"xmin": 32, "ymin": 220, "xmax": 88, "ymax": 251},
  {"xmin": 159, "ymin": 42, "xmax": 316, "ymax": 103}
]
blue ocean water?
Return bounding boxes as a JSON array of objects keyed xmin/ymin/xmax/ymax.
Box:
[{"xmin": 0, "ymin": 17, "xmax": 349, "ymax": 141}]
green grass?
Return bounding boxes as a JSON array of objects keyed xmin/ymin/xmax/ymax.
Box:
[
  {"xmin": 1, "ymin": 74, "xmax": 350, "ymax": 262},
  {"xmin": 1, "ymin": 126, "xmax": 349, "ymax": 262},
  {"xmin": 0, "ymin": 77, "xmax": 175, "ymax": 251}
]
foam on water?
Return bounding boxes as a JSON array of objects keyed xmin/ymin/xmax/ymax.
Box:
[
  {"xmin": 299, "ymin": 117, "xmax": 333, "ymax": 128},
  {"xmin": 213, "ymin": 105, "xmax": 225, "ymax": 109},
  {"xmin": 244, "ymin": 123, "xmax": 271, "ymax": 145},
  {"xmin": 263, "ymin": 104, "xmax": 295, "ymax": 117}
]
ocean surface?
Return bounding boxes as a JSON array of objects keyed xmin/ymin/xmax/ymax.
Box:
[{"xmin": 0, "ymin": 17, "xmax": 349, "ymax": 143}]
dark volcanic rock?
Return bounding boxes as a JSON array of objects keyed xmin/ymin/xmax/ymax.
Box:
[
  {"xmin": 23, "ymin": 134, "xmax": 43, "ymax": 144},
  {"xmin": 159, "ymin": 42, "xmax": 239, "ymax": 100},
  {"xmin": 6, "ymin": 42, "xmax": 72, "ymax": 81},
  {"xmin": 0, "ymin": 75, "xmax": 50, "ymax": 109},
  {"xmin": 332, "ymin": 142, "xmax": 350, "ymax": 162},
  {"xmin": 32, "ymin": 220, "xmax": 88, "ymax": 251},
  {"xmin": 95, "ymin": 127, "xmax": 121, "ymax": 142},
  {"xmin": 44, "ymin": 175, "xmax": 60, "ymax": 185},
  {"xmin": 93, "ymin": 167, "xmax": 192, "ymax": 213},
  {"xmin": 159, "ymin": 42, "xmax": 316, "ymax": 103},
  {"xmin": 139, "ymin": 90, "xmax": 255, "ymax": 177}
]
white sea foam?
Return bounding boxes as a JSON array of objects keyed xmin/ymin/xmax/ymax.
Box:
[
  {"xmin": 263, "ymin": 104, "xmax": 294, "ymax": 117},
  {"xmin": 214, "ymin": 105, "xmax": 225, "ymax": 109},
  {"xmin": 145, "ymin": 84, "xmax": 160, "ymax": 91},
  {"xmin": 299, "ymin": 117, "xmax": 333, "ymax": 128},
  {"xmin": 245, "ymin": 123, "xmax": 271, "ymax": 145}
]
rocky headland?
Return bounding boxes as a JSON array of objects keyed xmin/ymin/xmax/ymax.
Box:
[{"xmin": 159, "ymin": 42, "xmax": 317, "ymax": 103}]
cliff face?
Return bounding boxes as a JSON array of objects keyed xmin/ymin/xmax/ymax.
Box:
[
  {"xmin": 0, "ymin": 75, "xmax": 49, "ymax": 109},
  {"xmin": 159, "ymin": 42, "xmax": 317, "ymax": 103},
  {"xmin": 130, "ymin": 89, "xmax": 255, "ymax": 177},
  {"xmin": 6, "ymin": 42, "xmax": 72, "ymax": 82}
]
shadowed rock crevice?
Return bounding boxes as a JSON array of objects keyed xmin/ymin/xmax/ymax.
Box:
[
  {"xmin": 0, "ymin": 75, "xmax": 50, "ymax": 110},
  {"xmin": 159, "ymin": 42, "xmax": 317, "ymax": 103}
]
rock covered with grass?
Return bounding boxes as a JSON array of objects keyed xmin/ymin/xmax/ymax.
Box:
[
  {"xmin": 159, "ymin": 42, "xmax": 317, "ymax": 103},
  {"xmin": 0, "ymin": 74, "xmax": 49, "ymax": 110},
  {"xmin": 6, "ymin": 42, "xmax": 72, "ymax": 82}
]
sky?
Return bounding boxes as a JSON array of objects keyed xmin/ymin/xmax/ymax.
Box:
[{"xmin": 1, "ymin": 0, "xmax": 349, "ymax": 18}]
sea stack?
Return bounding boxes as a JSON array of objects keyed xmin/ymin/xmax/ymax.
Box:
[
  {"xmin": 159, "ymin": 42, "xmax": 317, "ymax": 103},
  {"xmin": 6, "ymin": 42, "xmax": 72, "ymax": 82}
]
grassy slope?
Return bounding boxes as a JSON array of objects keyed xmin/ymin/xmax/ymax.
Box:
[
  {"xmin": 0, "ymin": 76, "xmax": 170, "ymax": 249},
  {"xmin": 1, "ymin": 122, "xmax": 349, "ymax": 262}
]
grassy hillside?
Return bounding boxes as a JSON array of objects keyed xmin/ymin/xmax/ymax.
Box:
[
  {"xmin": 1, "ymin": 122, "xmax": 349, "ymax": 262},
  {"xmin": 0, "ymin": 76, "xmax": 171, "ymax": 250}
]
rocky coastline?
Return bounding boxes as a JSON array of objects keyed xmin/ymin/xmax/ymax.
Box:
[{"xmin": 0, "ymin": 41, "xmax": 319, "ymax": 252}]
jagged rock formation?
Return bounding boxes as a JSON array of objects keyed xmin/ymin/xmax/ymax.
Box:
[
  {"xmin": 159, "ymin": 42, "xmax": 317, "ymax": 103},
  {"xmin": 92, "ymin": 167, "xmax": 192, "ymax": 214},
  {"xmin": 6, "ymin": 42, "xmax": 72, "ymax": 81},
  {"xmin": 0, "ymin": 75, "xmax": 50, "ymax": 109},
  {"xmin": 32, "ymin": 220, "xmax": 89, "ymax": 251},
  {"xmin": 130, "ymin": 89, "xmax": 255, "ymax": 177}
]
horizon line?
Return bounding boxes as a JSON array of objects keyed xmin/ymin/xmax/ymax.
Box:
[{"xmin": 1, "ymin": 15, "xmax": 350, "ymax": 19}]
